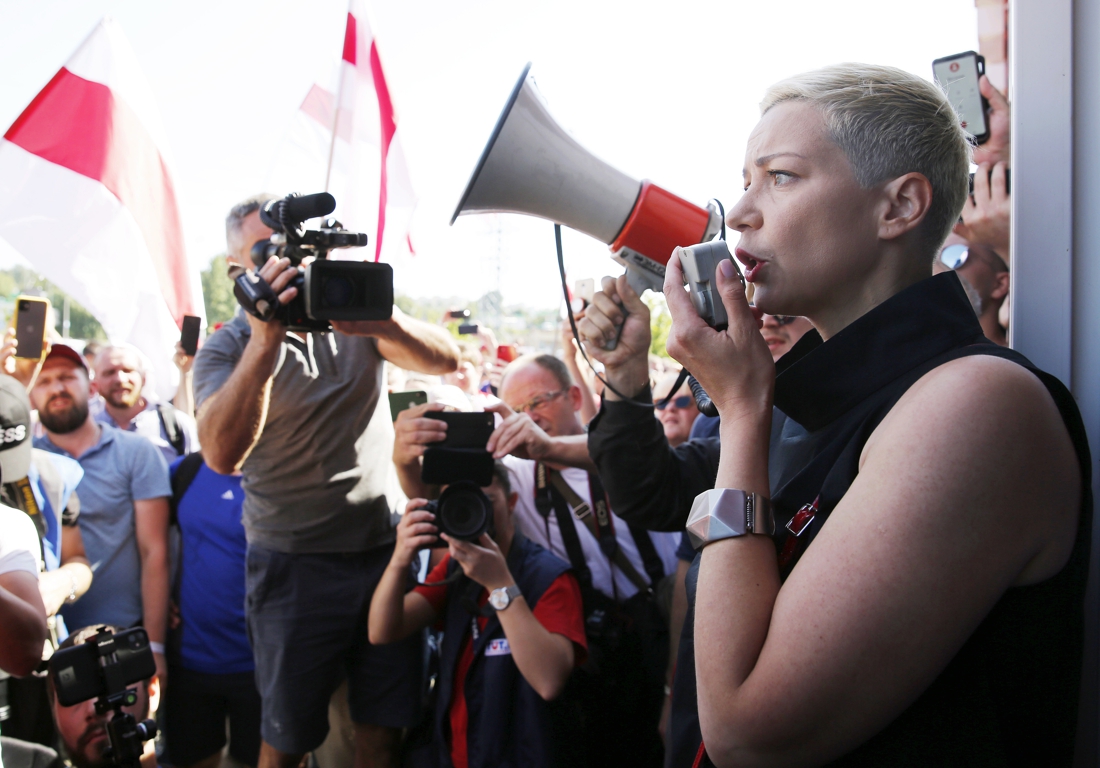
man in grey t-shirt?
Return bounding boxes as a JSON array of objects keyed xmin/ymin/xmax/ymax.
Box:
[{"xmin": 193, "ymin": 194, "xmax": 459, "ymax": 768}]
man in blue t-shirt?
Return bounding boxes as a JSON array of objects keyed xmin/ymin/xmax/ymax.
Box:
[
  {"xmin": 163, "ymin": 452, "xmax": 260, "ymax": 768},
  {"xmin": 30, "ymin": 344, "xmax": 171, "ymax": 686}
]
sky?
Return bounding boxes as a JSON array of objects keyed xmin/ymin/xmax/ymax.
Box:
[{"xmin": 0, "ymin": 0, "xmax": 979, "ymax": 309}]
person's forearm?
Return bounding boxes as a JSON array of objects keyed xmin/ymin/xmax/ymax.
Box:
[
  {"xmin": 588, "ymin": 394, "xmax": 720, "ymax": 530},
  {"xmin": 39, "ymin": 561, "xmax": 92, "ymax": 617},
  {"xmin": 542, "ymin": 435, "xmax": 598, "ymax": 473},
  {"xmin": 564, "ymin": 349, "xmax": 599, "ymax": 423},
  {"xmin": 496, "ymin": 598, "xmax": 574, "ymax": 701},
  {"xmin": 197, "ymin": 339, "xmax": 280, "ymax": 474},
  {"xmin": 600, "ymin": 355, "xmax": 650, "ymax": 402},
  {"xmin": 695, "ymin": 414, "xmax": 781, "ymax": 764},
  {"xmin": 0, "ymin": 578, "xmax": 47, "ymax": 677},
  {"xmin": 139, "ymin": 543, "xmax": 169, "ymax": 646},
  {"xmin": 368, "ymin": 562, "xmax": 417, "ymax": 643},
  {"xmin": 376, "ymin": 311, "xmax": 460, "ymax": 375},
  {"xmin": 172, "ymin": 371, "xmax": 194, "ymax": 418}
]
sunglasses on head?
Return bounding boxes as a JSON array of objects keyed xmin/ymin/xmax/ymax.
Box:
[
  {"xmin": 655, "ymin": 395, "xmax": 694, "ymax": 411},
  {"xmin": 939, "ymin": 244, "xmax": 969, "ymax": 270}
]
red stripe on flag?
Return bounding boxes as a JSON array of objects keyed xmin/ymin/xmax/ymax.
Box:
[
  {"xmin": 342, "ymin": 13, "xmax": 357, "ymax": 65},
  {"xmin": 4, "ymin": 68, "xmax": 192, "ymax": 325},
  {"xmin": 369, "ymin": 40, "xmax": 396, "ymax": 263}
]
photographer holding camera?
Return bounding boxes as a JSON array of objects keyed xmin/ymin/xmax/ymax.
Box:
[
  {"xmin": 393, "ymin": 354, "xmax": 679, "ymax": 768},
  {"xmin": 578, "ymin": 65, "xmax": 1089, "ymax": 766},
  {"xmin": 368, "ymin": 462, "xmax": 585, "ymax": 768},
  {"xmin": 192, "ymin": 194, "xmax": 459, "ymax": 768}
]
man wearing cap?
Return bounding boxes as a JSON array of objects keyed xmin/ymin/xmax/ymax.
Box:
[
  {"xmin": 0, "ymin": 374, "xmax": 92, "ymax": 746},
  {"xmin": 28, "ymin": 344, "xmax": 171, "ymax": 685}
]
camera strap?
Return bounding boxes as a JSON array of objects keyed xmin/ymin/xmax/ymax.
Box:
[
  {"xmin": 541, "ymin": 465, "xmax": 653, "ymax": 595},
  {"xmin": 535, "ymin": 463, "xmax": 595, "ymax": 600}
]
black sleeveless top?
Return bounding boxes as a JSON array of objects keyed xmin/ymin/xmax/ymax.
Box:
[{"xmin": 693, "ymin": 272, "xmax": 1091, "ymax": 766}]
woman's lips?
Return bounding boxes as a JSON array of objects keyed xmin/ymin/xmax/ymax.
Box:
[{"xmin": 735, "ymin": 248, "xmax": 764, "ymax": 282}]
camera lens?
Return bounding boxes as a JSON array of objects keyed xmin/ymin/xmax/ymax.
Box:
[
  {"xmin": 322, "ymin": 275, "xmax": 355, "ymax": 307},
  {"xmin": 437, "ymin": 483, "xmax": 491, "ymax": 540}
]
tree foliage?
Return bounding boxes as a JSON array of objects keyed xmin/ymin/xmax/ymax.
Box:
[
  {"xmin": 0, "ymin": 265, "xmax": 106, "ymax": 340},
  {"xmin": 643, "ymin": 291, "xmax": 672, "ymax": 359},
  {"xmin": 201, "ymin": 254, "xmax": 239, "ymax": 327}
]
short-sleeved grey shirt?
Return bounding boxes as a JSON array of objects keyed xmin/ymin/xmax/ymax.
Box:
[
  {"xmin": 36, "ymin": 425, "xmax": 171, "ymax": 630},
  {"xmin": 192, "ymin": 315, "xmax": 396, "ymax": 554}
]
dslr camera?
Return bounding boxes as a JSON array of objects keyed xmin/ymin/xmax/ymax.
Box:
[
  {"xmin": 48, "ymin": 627, "xmax": 157, "ymax": 768},
  {"xmin": 232, "ymin": 192, "xmax": 394, "ymax": 333},
  {"xmin": 420, "ymin": 412, "xmax": 497, "ymax": 546}
]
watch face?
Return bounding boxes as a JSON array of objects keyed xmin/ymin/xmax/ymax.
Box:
[{"xmin": 489, "ymin": 589, "xmax": 510, "ymax": 611}]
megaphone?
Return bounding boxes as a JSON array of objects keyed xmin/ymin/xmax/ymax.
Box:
[{"xmin": 451, "ymin": 63, "xmax": 721, "ymax": 295}]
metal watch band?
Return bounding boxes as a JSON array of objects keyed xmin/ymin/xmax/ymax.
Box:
[
  {"xmin": 685, "ymin": 488, "xmax": 775, "ymax": 550},
  {"xmin": 490, "ymin": 584, "xmax": 522, "ymax": 611}
]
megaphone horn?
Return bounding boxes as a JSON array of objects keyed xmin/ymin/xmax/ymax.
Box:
[{"xmin": 451, "ymin": 63, "xmax": 720, "ymax": 294}]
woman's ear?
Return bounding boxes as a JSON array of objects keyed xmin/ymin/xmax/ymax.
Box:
[{"xmin": 878, "ymin": 172, "xmax": 934, "ymax": 242}]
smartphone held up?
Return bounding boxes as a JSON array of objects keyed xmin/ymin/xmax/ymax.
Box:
[{"xmin": 933, "ymin": 51, "xmax": 990, "ymax": 144}]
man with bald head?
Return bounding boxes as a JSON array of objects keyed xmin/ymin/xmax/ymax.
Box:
[
  {"xmin": 93, "ymin": 344, "xmax": 198, "ymax": 464},
  {"xmin": 936, "ymin": 235, "xmax": 1010, "ymax": 346}
]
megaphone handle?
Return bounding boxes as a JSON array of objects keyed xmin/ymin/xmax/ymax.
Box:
[{"xmin": 601, "ymin": 264, "xmax": 654, "ymax": 350}]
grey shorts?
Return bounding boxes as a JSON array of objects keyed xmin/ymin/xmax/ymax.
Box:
[{"xmin": 245, "ymin": 543, "xmax": 424, "ymax": 755}]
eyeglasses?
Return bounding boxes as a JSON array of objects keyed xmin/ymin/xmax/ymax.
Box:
[
  {"xmin": 940, "ymin": 244, "xmax": 969, "ymax": 270},
  {"xmin": 655, "ymin": 395, "xmax": 694, "ymax": 411},
  {"xmin": 512, "ymin": 389, "xmax": 565, "ymax": 414}
]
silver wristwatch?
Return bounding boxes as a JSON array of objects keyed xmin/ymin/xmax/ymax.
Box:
[
  {"xmin": 685, "ymin": 488, "xmax": 775, "ymax": 550},
  {"xmin": 489, "ymin": 584, "xmax": 522, "ymax": 611}
]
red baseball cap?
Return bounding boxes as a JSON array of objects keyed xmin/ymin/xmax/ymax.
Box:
[{"xmin": 43, "ymin": 343, "xmax": 88, "ymax": 372}]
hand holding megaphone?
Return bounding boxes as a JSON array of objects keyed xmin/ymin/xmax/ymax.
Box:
[{"xmin": 576, "ymin": 275, "xmax": 652, "ymax": 398}]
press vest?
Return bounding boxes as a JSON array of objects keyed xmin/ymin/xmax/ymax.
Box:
[
  {"xmin": 684, "ymin": 273, "xmax": 1091, "ymax": 767},
  {"xmin": 433, "ymin": 535, "xmax": 571, "ymax": 768}
]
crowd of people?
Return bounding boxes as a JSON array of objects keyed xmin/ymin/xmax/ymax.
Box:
[{"xmin": 0, "ymin": 61, "xmax": 1089, "ymax": 768}]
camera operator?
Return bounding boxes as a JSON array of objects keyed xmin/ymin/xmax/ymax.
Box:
[
  {"xmin": 46, "ymin": 626, "xmax": 160, "ymax": 768},
  {"xmin": 579, "ymin": 64, "xmax": 1089, "ymax": 767},
  {"xmin": 368, "ymin": 462, "xmax": 586, "ymax": 768},
  {"xmin": 393, "ymin": 354, "xmax": 679, "ymax": 768},
  {"xmin": 192, "ymin": 195, "xmax": 459, "ymax": 768}
]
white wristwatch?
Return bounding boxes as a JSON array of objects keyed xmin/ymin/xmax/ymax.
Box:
[
  {"xmin": 685, "ymin": 488, "xmax": 775, "ymax": 550},
  {"xmin": 488, "ymin": 584, "xmax": 522, "ymax": 611}
]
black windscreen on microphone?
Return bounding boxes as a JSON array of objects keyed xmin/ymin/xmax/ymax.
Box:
[{"xmin": 284, "ymin": 192, "xmax": 336, "ymax": 222}]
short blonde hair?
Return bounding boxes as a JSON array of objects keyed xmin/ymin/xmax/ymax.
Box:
[{"xmin": 761, "ymin": 63, "xmax": 971, "ymax": 258}]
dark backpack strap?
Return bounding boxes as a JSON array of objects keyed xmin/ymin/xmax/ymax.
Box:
[
  {"xmin": 169, "ymin": 451, "xmax": 205, "ymax": 527},
  {"xmin": 156, "ymin": 403, "xmax": 185, "ymax": 457}
]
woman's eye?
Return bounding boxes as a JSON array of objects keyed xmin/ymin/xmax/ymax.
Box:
[{"xmin": 768, "ymin": 170, "xmax": 795, "ymax": 186}]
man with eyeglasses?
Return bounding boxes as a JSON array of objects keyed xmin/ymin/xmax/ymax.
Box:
[
  {"xmin": 937, "ymin": 235, "xmax": 1010, "ymax": 346},
  {"xmin": 392, "ymin": 353, "xmax": 679, "ymax": 768}
]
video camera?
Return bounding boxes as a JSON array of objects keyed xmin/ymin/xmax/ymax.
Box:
[
  {"xmin": 47, "ymin": 627, "xmax": 157, "ymax": 768},
  {"xmin": 420, "ymin": 412, "xmax": 496, "ymax": 546},
  {"xmin": 231, "ymin": 192, "xmax": 394, "ymax": 333}
]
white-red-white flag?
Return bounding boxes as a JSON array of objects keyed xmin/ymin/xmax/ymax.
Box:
[
  {"xmin": 0, "ymin": 17, "xmax": 203, "ymax": 399},
  {"xmin": 267, "ymin": 1, "xmax": 416, "ymax": 264}
]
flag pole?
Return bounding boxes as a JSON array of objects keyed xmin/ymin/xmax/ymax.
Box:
[{"xmin": 324, "ymin": 3, "xmax": 353, "ymax": 193}]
